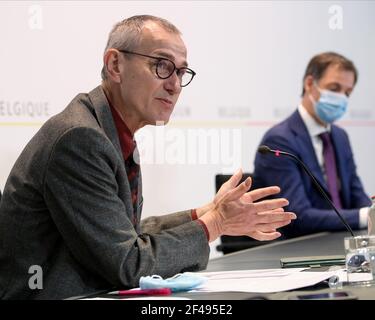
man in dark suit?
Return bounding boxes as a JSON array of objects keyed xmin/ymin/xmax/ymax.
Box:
[
  {"xmin": 253, "ymin": 52, "xmax": 371, "ymax": 239},
  {"xmin": 0, "ymin": 15, "xmax": 295, "ymax": 299}
]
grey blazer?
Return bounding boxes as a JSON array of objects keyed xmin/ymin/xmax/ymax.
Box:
[{"xmin": 0, "ymin": 86, "xmax": 209, "ymax": 300}]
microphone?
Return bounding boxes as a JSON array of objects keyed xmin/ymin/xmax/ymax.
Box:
[{"xmin": 258, "ymin": 145, "xmax": 354, "ymax": 236}]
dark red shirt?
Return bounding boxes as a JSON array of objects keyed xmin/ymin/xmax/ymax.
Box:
[{"xmin": 108, "ymin": 103, "xmax": 139, "ymax": 226}]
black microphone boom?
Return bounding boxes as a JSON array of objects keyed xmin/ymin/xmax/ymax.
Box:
[{"xmin": 257, "ymin": 144, "xmax": 354, "ymax": 236}]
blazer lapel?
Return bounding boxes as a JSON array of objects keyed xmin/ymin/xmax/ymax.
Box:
[
  {"xmin": 87, "ymin": 85, "xmax": 135, "ymax": 216},
  {"xmin": 87, "ymin": 85, "xmax": 123, "ymax": 158}
]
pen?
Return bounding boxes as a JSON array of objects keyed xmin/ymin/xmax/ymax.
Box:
[{"xmin": 108, "ymin": 288, "xmax": 172, "ymax": 296}]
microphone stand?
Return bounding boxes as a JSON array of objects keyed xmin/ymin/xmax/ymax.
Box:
[{"xmin": 258, "ymin": 145, "xmax": 354, "ymax": 236}]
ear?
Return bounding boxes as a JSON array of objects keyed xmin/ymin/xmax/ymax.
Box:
[
  {"xmin": 103, "ymin": 49, "xmax": 122, "ymax": 83},
  {"xmin": 304, "ymin": 75, "xmax": 315, "ymax": 96}
]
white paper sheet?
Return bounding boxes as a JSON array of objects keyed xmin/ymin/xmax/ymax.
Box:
[{"xmin": 191, "ymin": 268, "xmax": 336, "ymax": 293}]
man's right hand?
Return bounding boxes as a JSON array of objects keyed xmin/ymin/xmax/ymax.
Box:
[{"xmin": 199, "ymin": 171, "xmax": 296, "ymax": 242}]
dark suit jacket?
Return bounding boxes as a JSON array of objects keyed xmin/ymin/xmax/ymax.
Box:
[
  {"xmin": 0, "ymin": 86, "xmax": 209, "ymax": 300},
  {"xmin": 253, "ymin": 110, "xmax": 371, "ymax": 239}
]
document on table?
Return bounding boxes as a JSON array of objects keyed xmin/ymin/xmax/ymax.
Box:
[{"xmin": 191, "ymin": 268, "xmax": 336, "ymax": 293}]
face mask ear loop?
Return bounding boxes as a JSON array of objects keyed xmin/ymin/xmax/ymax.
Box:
[
  {"xmin": 308, "ymin": 93, "xmax": 316, "ymax": 107},
  {"xmin": 307, "ymin": 80, "xmax": 319, "ymax": 107}
]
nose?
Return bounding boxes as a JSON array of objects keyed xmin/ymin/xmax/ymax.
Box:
[{"xmin": 164, "ymin": 71, "xmax": 181, "ymax": 94}]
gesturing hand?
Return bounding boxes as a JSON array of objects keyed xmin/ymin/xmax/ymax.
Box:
[{"xmin": 199, "ymin": 171, "xmax": 296, "ymax": 242}]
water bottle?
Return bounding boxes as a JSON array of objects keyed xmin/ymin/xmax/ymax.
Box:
[{"xmin": 368, "ymin": 196, "xmax": 375, "ymax": 235}]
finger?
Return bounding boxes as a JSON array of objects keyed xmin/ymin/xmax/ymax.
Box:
[
  {"xmin": 255, "ymin": 211, "xmax": 296, "ymax": 223},
  {"xmin": 255, "ymin": 220, "xmax": 294, "ymax": 232},
  {"xmin": 247, "ymin": 186, "xmax": 281, "ymax": 202},
  {"xmin": 253, "ymin": 198, "xmax": 289, "ymax": 212},
  {"xmin": 248, "ymin": 230, "xmax": 282, "ymax": 241},
  {"xmin": 255, "ymin": 207, "xmax": 285, "ymax": 215},
  {"xmin": 215, "ymin": 170, "xmax": 244, "ymax": 204},
  {"xmin": 240, "ymin": 191, "xmax": 253, "ymax": 204},
  {"xmin": 223, "ymin": 177, "xmax": 251, "ymax": 202},
  {"xmin": 221, "ymin": 168, "xmax": 243, "ymax": 190}
]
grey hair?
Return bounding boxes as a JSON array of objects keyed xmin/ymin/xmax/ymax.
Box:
[{"xmin": 101, "ymin": 15, "xmax": 181, "ymax": 80}]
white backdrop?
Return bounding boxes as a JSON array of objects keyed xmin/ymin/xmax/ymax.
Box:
[{"xmin": 1, "ymin": 1, "xmax": 374, "ymax": 257}]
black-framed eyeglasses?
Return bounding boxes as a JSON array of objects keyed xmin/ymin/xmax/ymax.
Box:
[{"xmin": 118, "ymin": 50, "xmax": 196, "ymax": 87}]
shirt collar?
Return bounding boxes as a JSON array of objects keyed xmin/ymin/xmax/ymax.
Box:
[
  {"xmin": 298, "ymin": 103, "xmax": 331, "ymax": 138},
  {"xmin": 108, "ymin": 102, "xmax": 136, "ymax": 161}
]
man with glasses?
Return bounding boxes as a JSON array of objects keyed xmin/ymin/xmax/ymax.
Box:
[
  {"xmin": 253, "ymin": 52, "xmax": 371, "ymax": 239},
  {"xmin": 0, "ymin": 15, "xmax": 295, "ymax": 300}
]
